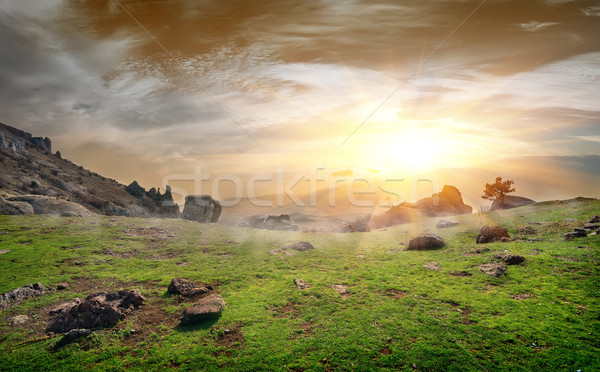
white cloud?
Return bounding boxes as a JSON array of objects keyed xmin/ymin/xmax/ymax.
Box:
[
  {"xmin": 581, "ymin": 6, "xmax": 600, "ymax": 16},
  {"xmin": 518, "ymin": 21, "xmax": 560, "ymax": 32}
]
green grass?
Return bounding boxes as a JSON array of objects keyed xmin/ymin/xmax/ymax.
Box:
[{"xmin": 0, "ymin": 199, "xmax": 599, "ymax": 371}]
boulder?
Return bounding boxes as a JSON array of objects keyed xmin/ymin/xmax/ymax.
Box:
[
  {"xmin": 6, "ymin": 195, "xmax": 95, "ymax": 217},
  {"xmin": 476, "ymin": 226, "xmax": 510, "ymax": 244},
  {"xmin": 283, "ymin": 241, "xmax": 315, "ymax": 252},
  {"xmin": 125, "ymin": 181, "xmax": 145, "ymax": 199},
  {"xmin": 55, "ymin": 329, "xmax": 92, "ymax": 348},
  {"xmin": 167, "ymin": 277, "xmax": 211, "ymax": 297},
  {"xmin": 423, "ymin": 262, "xmax": 442, "ymax": 271},
  {"xmin": 180, "ymin": 294, "xmax": 225, "ymax": 325},
  {"xmin": 182, "ymin": 195, "xmax": 222, "ymax": 223},
  {"xmin": 436, "ymin": 219, "xmax": 458, "ymax": 229},
  {"xmin": 0, "ymin": 283, "xmax": 46, "ymax": 310},
  {"xmin": 416, "ymin": 185, "xmax": 473, "ymax": 217},
  {"xmin": 407, "ymin": 234, "xmax": 445, "ymax": 251},
  {"xmin": 583, "ymin": 223, "xmax": 599, "ymax": 230},
  {"xmin": 564, "ymin": 231, "xmax": 587, "ymax": 240},
  {"xmin": 479, "ymin": 263, "xmax": 507, "ymax": 277},
  {"xmin": 0, "ymin": 197, "xmax": 34, "ymax": 215},
  {"xmin": 490, "ymin": 195, "xmax": 535, "ymax": 211},
  {"xmin": 494, "ymin": 254, "xmax": 525, "ymax": 265},
  {"xmin": 294, "ymin": 279, "xmax": 310, "ymax": 290},
  {"xmin": 589, "ymin": 215, "xmax": 600, "ymax": 224},
  {"xmin": 46, "ymin": 290, "xmax": 145, "ymax": 333}
]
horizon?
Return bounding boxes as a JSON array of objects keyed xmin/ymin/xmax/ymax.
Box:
[{"xmin": 0, "ymin": 0, "xmax": 599, "ymax": 208}]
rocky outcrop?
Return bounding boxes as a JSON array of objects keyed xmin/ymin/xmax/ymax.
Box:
[
  {"xmin": 46, "ymin": 290, "xmax": 145, "ymax": 333},
  {"xmin": 476, "ymin": 226, "xmax": 510, "ymax": 244},
  {"xmin": 417, "ymin": 185, "xmax": 473, "ymax": 217},
  {"xmin": 182, "ymin": 195, "xmax": 221, "ymax": 223},
  {"xmin": 0, "ymin": 283, "xmax": 46, "ymax": 310},
  {"xmin": 6, "ymin": 195, "xmax": 95, "ymax": 217},
  {"xmin": 407, "ymin": 234, "xmax": 445, "ymax": 250},
  {"xmin": 491, "ymin": 195, "xmax": 535, "ymax": 211},
  {"xmin": 125, "ymin": 181, "xmax": 145, "ymax": 199},
  {"xmin": 125, "ymin": 182, "xmax": 180, "ymax": 217},
  {"xmin": 180, "ymin": 294, "xmax": 225, "ymax": 325}
]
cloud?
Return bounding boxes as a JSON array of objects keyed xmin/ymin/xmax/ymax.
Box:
[
  {"xmin": 581, "ymin": 6, "xmax": 600, "ymax": 16},
  {"xmin": 518, "ymin": 21, "xmax": 559, "ymax": 32}
]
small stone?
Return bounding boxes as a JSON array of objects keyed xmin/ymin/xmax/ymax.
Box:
[
  {"xmin": 436, "ymin": 219, "xmax": 458, "ymax": 229},
  {"xmin": 332, "ymin": 284, "xmax": 349, "ymax": 295},
  {"xmin": 282, "ymin": 242, "xmax": 315, "ymax": 252},
  {"xmin": 180, "ymin": 294, "xmax": 226, "ymax": 325},
  {"xmin": 476, "ymin": 226, "xmax": 510, "ymax": 244},
  {"xmin": 479, "ymin": 263, "xmax": 507, "ymax": 277},
  {"xmin": 423, "ymin": 262, "xmax": 442, "ymax": 271},
  {"xmin": 294, "ymin": 278, "xmax": 310, "ymax": 290},
  {"xmin": 407, "ymin": 234, "xmax": 445, "ymax": 251},
  {"xmin": 10, "ymin": 315, "xmax": 29, "ymax": 325},
  {"xmin": 494, "ymin": 254, "xmax": 525, "ymax": 265},
  {"xmin": 56, "ymin": 283, "xmax": 69, "ymax": 290},
  {"xmin": 167, "ymin": 277, "xmax": 211, "ymax": 297}
]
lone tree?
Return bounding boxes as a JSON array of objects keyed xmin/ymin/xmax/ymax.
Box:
[{"xmin": 482, "ymin": 177, "xmax": 515, "ymax": 207}]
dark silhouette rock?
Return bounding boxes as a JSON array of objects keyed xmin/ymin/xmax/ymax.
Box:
[
  {"xmin": 476, "ymin": 226, "xmax": 510, "ymax": 244},
  {"xmin": 180, "ymin": 294, "xmax": 225, "ymax": 325},
  {"xmin": 294, "ymin": 279, "xmax": 310, "ymax": 290},
  {"xmin": 167, "ymin": 277, "xmax": 211, "ymax": 297},
  {"xmin": 589, "ymin": 215, "xmax": 600, "ymax": 224},
  {"xmin": 491, "ymin": 195, "xmax": 535, "ymax": 211},
  {"xmin": 583, "ymin": 223, "xmax": 599, "ymax": 230},
  {"xmin": 407, "ymin": 234, "xmax": 445, "ymax": 250},
  {"xmin": 436, "ymin": 219, "xmax": 458, "ymax": 229},
  {"xmin": 125, "ymin": 181, "xmax": 145, "ymax": 199},
  {"xmin": 283, "ymin": 241, "xmax": 315, "ymax": 252},
  {"xmin": 0, "ymin": 283, "xmax": 46, "ymax": 310},
  {"xmin": 479, "ymin": 263, "xmax": 507, "ymax": 277},
  {"xmin": 494, "ymin": 254, "xmax": 525, "ymax": 265},
  {"xmin": 564, "ymin": 231, "xmax": 587, "ymax": 240},
  {"xmin": 46, "ymin": 290, "xmax": 145, "ymax": 333},
  {"xmin": 416, "ymin": 185, "xmax": 473, "ymax": 217},
  {"xmin": 55, "ymin": 329, "xmax": 92, "ymax": 348},
  {"xmin": 182, "ymin": 195, "xmax": 222, "ymax": 223}
]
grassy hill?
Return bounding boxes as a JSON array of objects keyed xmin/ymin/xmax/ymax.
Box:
[{"xmin": 0, "ymin": 199, "xmax": 599, "ymax": 371}]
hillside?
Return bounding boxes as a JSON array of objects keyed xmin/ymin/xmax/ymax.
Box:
[
  {"xmin": 0, "ymin": 198, "xmax": 598, "ymax": 370},
  {"xmin": 0, "ymin": 123, "xmax": 177, "ymax": 217}
]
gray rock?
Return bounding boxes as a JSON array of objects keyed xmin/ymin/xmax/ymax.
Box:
[
  {"xmin": 407, "ymin": 234, "xmax": 445, "ymax": 251},
  {"xmin": 436, "ymin": 219, "xmax": 458, "ymax": 229},
  {"xmin": 6, "ymin": 195, "xmax": 95, "ymax": 217},
  {"xmin": 564, "ymin": 231, "xmax": 587, "ymax": 240},
  {"xmin": 125, "ymin": 181, "xmax": 145, "ymax": 199},
  {"xmin": 46, "ymin": 290, "xmax": 144, "ymax": 333},
  {"xmin": 294, "ymin": 279, "xmax": 310, "ymax": 290},
  {"xmin": 182, "ymin": 195, "xmax": 222, "ymax": 223},
  {"xmin": 0, "ymin": 283, "xmax": 46, "ymax": 310},
  {"xmin": 0, "ymin": 197, "xmax": 34, "ymax": 215},
  {"xmin": 332, "ymin": 284, "xmax": 349, "ymax": 295},
  {"xmin": 479, "ymin": 263, "xmax": 507, "ymax": 277},
  {"xmin": 589, "ymin": 215, "xmax": 600, "ymax": 224},
  {"xmin": 10, "ymin": 314, "xmax": 29, "ymax": 325},
  {"xmin": 476, "ymin": 226, "xmax": 510, "ymax": 244},
  {"xmin": 583, "ymin": 223, "xmax": 599, "ymax": 230},
  {"xmin": 490, "ymin": 195, "xmax": 535, "ymax": 211},
  {"xmin": 180, "ymin": 294, "xmax": 225, "ymax": 325},
  {"xmin": 283, "ymin": 241, "xmax": 315, "ymax": 252},
  {"xmin": 167, "ymin": 277, "xmax": 211, "ymax": 297}
]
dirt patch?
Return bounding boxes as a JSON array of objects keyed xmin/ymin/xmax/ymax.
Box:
[
  {"xmin": 176, "ymin": 261, "xmax": 189, "ymax": 267},
  {"xmin": 384, "ymin": 289, "xmax": 409, "ymax": 299},
  {"xmin": 103, "ymin": 247, "xmax": 139, "ymax": 258},
  {"xmin": 198, "ymin": 239, "xmax": 211, "ymax": 246},
  {"xmin": 216, "ymin": 252, "xmax": 236, "ymax": 258},
  {"xmin": 459, "ymin": 307, "xmax": 475, "ymax": 325},
  {"xmin": 123, "ymin": 227, "xmax": 181, "ymax": 241},
  {"xmin": 296, "ymin": 321, "xmax": 314, "ymax": 338},
  {"xmin": 448, "ymin": 271, "xmax": 472, "ymax": 277},
  {"xmin": 271, "ymin": 301, "xmax": 302, "ymax": 318},
  {"xmin": 379, "ymin": 347, "xmax": 392, "ymax": 355},
  {"xmin": 118, "ymin": 299, "xmax": 180, "ymax": 348},
  {"xmin": 212, "ymin": 325, "xmax": 245, "ymax": 351},
  {"xmin": 511, "ymin": 294, "xmax": 532, "ymax": 300}
]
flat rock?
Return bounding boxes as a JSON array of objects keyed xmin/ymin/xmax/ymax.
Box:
[
  {"xmin": 0, "ymin": 249, "xmax": 10, "ymax": 255},
  {"xmin": 6, "ymin": 195, "xmax": 95, "ymax": 217},
  {"xmin": 479, "ymin": 263, "xmax": 507, "ymax": 277},
  {"xmin": 476, "ymin": 226, "xmax": 510, "ymax": 244},
  {"xmin": 46, "ymin": 290, "xmax": 144, "ymax": 333},
  {"xmin": 283, "ymin": 241, "xmax": 315, "ymax": 252},
  {"xmin": 589, "ymin": 215, "xmax": 600, "ymax": 224},
  {"xmin": 294, "ymin": 279, "xmax": 310, "ymax": 290},
  {"xmin": 167, "ymin": 277, "xmax": 211, "ymax": 297},
  {"xmin": 436, "ymin": 219, "xmax": 458, "ymax": 229},
  {"xmin": 564, "ymin": 231, "xmax": 587, "ymax": 240},
  {"xmin": 583, "ymin": 223, "xmax": 599, "ymax": 230},
  {"xmin": 0, "ymin": 197, "xmax": 34, "ymax": 215},
  {"xmin": 494, "ymin": 254, "xmax": 525, "ymax": 265},
  {"xmin": 423, "ymin": 262, "xmax": 442, "ymax": 271},
  {"xmin": 180, "ymin": 294, "xmax": 225, "ymax": 325},
  {"xmin": 407, "ymin": 234, "xmax": 445, "ymax": 251},
  {"xmin": 332, "ymin": 284, "xmax": 349, "ymax": 295}
]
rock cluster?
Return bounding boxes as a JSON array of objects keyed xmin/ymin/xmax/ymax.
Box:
[
  {"xmin": 182, "ymin": 195, "xmax": 222, "ymax": 223},
  {"xmin": 125, "ymin": 182, "xmax": 180, "ymax": 218},
  {"xmin": 476, "ymin": 226, "xmax": 511, "ymax": 244},
  {"xmin": 407, "ymin": 234, "xmax": 445, "ymax": 251},
  {"xmin": 167, "ymin": 277, "xmax": 212, "ymax": 297},
  {"xmin": 247, "ymin": 214, "xmax": 298, "ymax": 231},
  {"xmin": 46, "ymin": 290, "xmax": 145, "ymax": 333},
  {"xmin": 416, "ymin": 185, "xmax": 473, "ymax": 217},
  {"xmin": 0, "ymin": 283, "xmax": 46, "ymax": 310},
  {"xmin": 491, "ymin": 195, "xmax": 535, "ymax": 211},
  {"xmin": 564, "ymin": 215, "xmax": 599, "ymax": 239}
]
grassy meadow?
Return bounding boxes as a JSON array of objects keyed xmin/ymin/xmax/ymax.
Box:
[{"xmin": 0, "ymin": 199, "xmax": 599, "ymax": 371}]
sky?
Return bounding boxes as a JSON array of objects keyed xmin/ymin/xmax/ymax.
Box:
[{"xmin": 0, "ymin": 0, "xmax": 599, "ymax": 205}]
